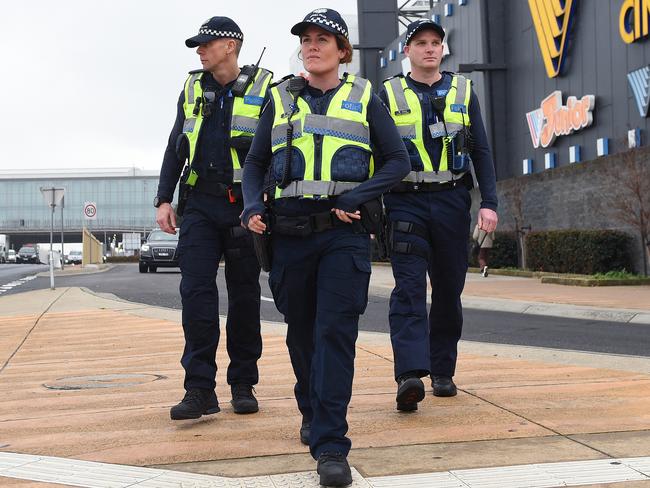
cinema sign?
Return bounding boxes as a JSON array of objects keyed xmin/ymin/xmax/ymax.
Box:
[
  {"xmin": 620, "ymin": 0, "xmax": 650, "ymax": 43},
  {"xmin": 526, "ymin": 91, "xmax": 595, "ymax": 149}
]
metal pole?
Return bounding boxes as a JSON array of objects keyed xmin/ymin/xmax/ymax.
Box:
[
  {"xmin": 49, "ymin": 200, "xmax": 55, "ymax": 290},
  {"xmin": 60, "ymin": 196, "xmax": 64, "ymax": 270}
]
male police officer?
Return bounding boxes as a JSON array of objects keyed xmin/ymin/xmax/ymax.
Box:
[
  {"xmin": 379, "ymin": 19, "xmax": 498, "ymax": 410},
  {"xmin": 155, "ymin": 17, "xmax": 272, "ymax": 420}
]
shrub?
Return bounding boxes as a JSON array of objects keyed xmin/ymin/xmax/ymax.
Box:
[{"xmin": 525, "ymin": 230, "xmax": 632, "ymax": 274}]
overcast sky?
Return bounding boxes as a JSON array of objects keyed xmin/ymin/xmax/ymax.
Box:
[{"xmin": 0, "ymin": 1, "xmax": 355, "ymax": 172}]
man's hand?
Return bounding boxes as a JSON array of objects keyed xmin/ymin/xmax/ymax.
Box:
[
  {"xmin": 248, "ymin": 214, "xmax": 266, "ymax": 234},
  {"xmin": 156, "ymin": 203, "xmax": 177, "ymax": 234},
  {"xmin": 478, "ymin": 208, "xmax": 498, "ymax": 233},
  {"xmin": 332, "ymin": 208, "xmax": 361, "ymax": 224}
]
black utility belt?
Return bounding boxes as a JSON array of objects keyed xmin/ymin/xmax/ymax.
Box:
[
  {"xmin": 192, "ymin": 180, "xmax": 242, "ymax": 202},
  {"xmin": 391, "ymin": 175, "xmax": 470, "ymax": 193},
  {"xmin": 272, "ymin": 211, "xmax": 366, "ymax": 237}
]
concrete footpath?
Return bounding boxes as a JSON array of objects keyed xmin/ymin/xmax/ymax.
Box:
[{"xmin": 0, "ymin": 268, "xmax": 650, "ymax": 487}]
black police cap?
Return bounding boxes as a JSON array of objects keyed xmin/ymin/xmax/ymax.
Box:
[
  {"xmin": 185, "ymin": 16, "xmax": 243, "ymax": 48},
  {"xmin": 291, "ymin": 8, "xmax": 349, "ymax": 39},
  {"xmin": 405, "ymin": 19, "xmax": 445, "ymax": 45}
]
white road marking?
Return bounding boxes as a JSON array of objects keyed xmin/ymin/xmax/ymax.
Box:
[{"xmin": 0, "ymin": 275, "xmax": 38, "ymax": 294}]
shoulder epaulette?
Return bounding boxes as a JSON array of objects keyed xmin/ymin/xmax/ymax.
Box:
[
  {"xmin": 257, "ymin": 66, "xmax": 273, "ymax": 77},
  {"xmin": 382, "ymin": 73, "xmax": 404, "ymax": 84},
  {"xmin": 269, "ymin": 74, "xmax": 294, "ymax": 88},
  {"xmin": 188, "ymin": 68, "xmax": 206, "ymax": 75}
]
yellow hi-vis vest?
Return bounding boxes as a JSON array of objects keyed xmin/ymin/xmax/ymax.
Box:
[
  {"xmin": 383, "ymin": 74, "xmax": 472, "ymax": 183},
  {"xmin": 180, "ymin": 67, "xmax": 272, "ymax": 185},
  {"xmin": 269, "ymin": 74, "xmax": 374, "ymax": 199}
]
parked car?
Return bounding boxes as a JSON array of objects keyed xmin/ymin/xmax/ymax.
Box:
[
  {"xmin": 66, "ymin": 250, "xmax": 83, "ymax": 265},
  {"xmin": 139, "ymin": 229, "xmax": 179, "ymax": 273},
  {"xmin": 7, "ymin": 249, "xmax": 16, "ymax": 263},
  {"xmin": 17, "ymin": 245, "xmax": 40, "ymax": 264}
]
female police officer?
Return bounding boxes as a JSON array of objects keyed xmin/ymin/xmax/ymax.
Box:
[{"xmin": 241, "ymin": 8, "xmax": 409, "ymax": 486}]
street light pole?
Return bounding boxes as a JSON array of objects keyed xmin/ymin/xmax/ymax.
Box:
[
  {"xmin": 60, "ymin": 196, "xmax": 65, "ymax": 270},
  {"xmin": 49, "ymin": 202, "xmax": 55, "ymax": 289},
  {"xmin": 40, "ymin": 187, "xmax": 65, "ymax": 290}
]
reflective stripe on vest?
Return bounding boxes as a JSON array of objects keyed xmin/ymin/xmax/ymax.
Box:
[
  {"xmin": 278, "ymin": 180, "xmax": 360, "ymax": 197},
  {"xmin": 181, "ymin": 68, "xmax": 272, "ymax": 184},
  {"xmin": 270, "ymin": 74, "xmax": 374, "ymax": 199},
  {"xmin": 383, "ymin": 74, "xmax": 472, "ymax": 176},
  {"xmin": 402, "ymin": 170, "xmax": 457, "ymax": 183},
  {"xmin": 230, "ymin": 69, "xmax": 273, "ymax": 180}
]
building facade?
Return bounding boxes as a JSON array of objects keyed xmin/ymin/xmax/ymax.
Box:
[
  {"xmin": 376, "ymin": 0, "xmax": 650, "ymax": 179},
  {"xmin": 371, "ymin": 0, "xmax": 650, "ymax": 273},
  {"xmin": 0, "ymin": 168, "xmax": 164, "ymax": 249}
]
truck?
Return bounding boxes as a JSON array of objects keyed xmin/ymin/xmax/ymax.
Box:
[
  {"xmin": 0, "ymin": 234, "xmax": 10, "ymax": 263},
  {"xmin": 36, "ymin": 242, "xmax": 83, "ymax": 266}
]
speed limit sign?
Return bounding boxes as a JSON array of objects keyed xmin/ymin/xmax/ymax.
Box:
[{"xmin": 83, "ymin": 202, "xmax": 97, "ymax": 220}]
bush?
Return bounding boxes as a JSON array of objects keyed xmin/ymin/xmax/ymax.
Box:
[
  {"xmin": 525, "ymin": 230, "xmax": 632, "ymax": 274},
  {"xmin": 106, "ymin": 255, "xmax": 139, "ymax": 263},
  {"xmin": 468, "ymin": 231, "xmax": 518, "ymax": 268}
]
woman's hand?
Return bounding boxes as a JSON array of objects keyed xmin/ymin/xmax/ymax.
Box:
[
  {"xmin": 332, "ymin": 208, "xmax": 361, "ymax": 224},
  {"xmin": 247, "ymin": 214, "xmax": 267, "ymax": 234}
]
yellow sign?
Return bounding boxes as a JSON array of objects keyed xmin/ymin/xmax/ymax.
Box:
[
  {"xmin": 528, "ymin": 0, "xmax": 575, "ymax": 78},
  {"xmin": 620, "ymin": 0, "xmax": 650, "ymax": 43}
]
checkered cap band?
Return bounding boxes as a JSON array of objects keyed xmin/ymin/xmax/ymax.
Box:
[
  {"xmin": 405, "ymin": 30, "xmax": 416, "ymax": 44},
  {"xmin": 198, "ymin": 28, "xmax": 243, "ymax": 40},
  {"xmin": 306, "ymin": 16, "xmax": 348, "ymax": 37},
  {"xmin": 405, "ymin": 20, "xmax": 444, "ymax": 44}
]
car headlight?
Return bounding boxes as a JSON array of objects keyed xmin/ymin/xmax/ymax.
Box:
[{"xmin": 141, "ymin": 244, "xmax": 150, "ymax": 252}]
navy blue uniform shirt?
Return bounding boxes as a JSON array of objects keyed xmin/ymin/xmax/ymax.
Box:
[
  {"xmin": 379, "ymin": 72, "xmax": 498, "ymax": 211},
  {"xmin": 241, "ymin": 78, "xmax": 410, "ymax": 225},
  {"xmin": 157, "ymin": 73, "xmax": 236, "ymax": 202}
]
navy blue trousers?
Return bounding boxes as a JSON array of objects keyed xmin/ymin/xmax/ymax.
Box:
[
  {"xmin": 177, "ymin": 192, "xmax": 262, "ymax": 391},
  {"xmin": 268, "ymin": 226, "xmax": 371, "ymax": 459},
  {"xmin": 384, "ymin": 186, "xmax": 471, "ymax": 380}
]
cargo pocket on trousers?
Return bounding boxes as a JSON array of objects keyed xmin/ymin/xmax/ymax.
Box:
[{"xmin": 351, "ymin": 254, "xmax": 371, "ymax": 314}]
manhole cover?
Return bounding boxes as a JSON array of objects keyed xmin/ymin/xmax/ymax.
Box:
[{"xmin": 43, "ymin": 373, "xmax": 166, "ymax": 390}]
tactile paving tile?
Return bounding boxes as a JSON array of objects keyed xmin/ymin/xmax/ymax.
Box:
[
  {"xmin": 366, "ymin": 457, "xmax": 650, "ymax": 488},
  {"xmin": 0, "ymin": 452, "xmax": 370, "ymax": 488},
  {"xmin": 3, "ymin": 452, "xmax": 650, "ymax": 488}
]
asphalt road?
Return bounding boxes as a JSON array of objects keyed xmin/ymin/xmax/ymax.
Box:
[
  {"xmin": 2, "ymin": 263, "xmax": 649, "ymax": 357},
  {"xmin": 0, "ymin": 263, "xmax": 45, "ymax": 295}
]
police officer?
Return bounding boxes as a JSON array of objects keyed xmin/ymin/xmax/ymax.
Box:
[
  {"xmin": 155, "ymin": 17, "xmax": 272, "ymax": 420},
  {"xmin": 242, "ymin": 9, "xmax": 409, "ymax": 486},
  {"xmin": 379, "ymin": 19, "xmax": 498, "ymax": 411}
]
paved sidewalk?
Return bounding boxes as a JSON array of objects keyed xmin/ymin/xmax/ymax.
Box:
[
  {"xmin": 1, "ymin": 283, "xmax": 649, "ymax": 487},
  {"xmin": 369, "ymin": 265, "xmax": 650, "ymax": 324}
]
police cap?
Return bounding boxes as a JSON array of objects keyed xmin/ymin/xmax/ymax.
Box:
[
  {"xmin": 291, "ymin": 8, "xmax": 349, "ymax": 39},
  {"xmin": 185, "ymin": 16, "xmax": 243, "ymax": 48},
  {"xmin": 405, "ymin": 19, "xmax": 445, "ymax": 45}
]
